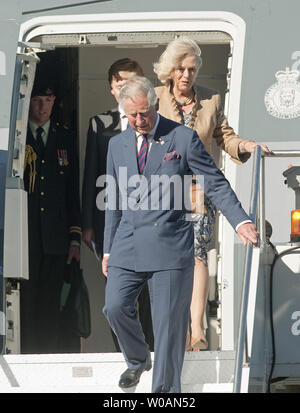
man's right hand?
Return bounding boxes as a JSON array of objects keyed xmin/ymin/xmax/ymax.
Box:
[
  {"xmin": 82, "ymin": 228, "xmax": 95, "ymax": 250},
  {"xmin": 102, "ymin": 255, "xmax": 109, "ymax": 277},
  {"xmin": 237, "ymin": 222, "xmax": 259, "ymax": 247}
]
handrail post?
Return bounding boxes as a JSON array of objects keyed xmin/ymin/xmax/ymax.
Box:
[
  {"xmin": 232, "ymin": 148, "xmax": 300, "ymax": 393},
  {"xmin": 233, "ymin": 146, "xmax": 261, "ymax": 393},
  {"xmin": 259, "ymin": 155, "xmax": 266, "ymax": 244}
]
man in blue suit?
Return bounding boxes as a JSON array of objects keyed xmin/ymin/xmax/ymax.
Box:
[{"xmin": 101, "ymin": 77, "xmax": 258, "ymax": 393}]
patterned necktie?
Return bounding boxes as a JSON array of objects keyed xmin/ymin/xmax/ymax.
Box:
[
  {"xmin": 36, "ymin": 127, "xmax": 45, "ymax": 155},
  {"xmin": 137, "ymin": 134, "xmax": 148, "ymax": 174}
]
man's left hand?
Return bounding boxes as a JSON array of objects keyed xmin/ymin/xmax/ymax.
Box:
[
  {"xmin": 237, "ymin": 222, "xmax": 259, "ymax": 247},
  {"xmin": 67, "ymin": 245, "xmax": 80, "ymax": 264}
]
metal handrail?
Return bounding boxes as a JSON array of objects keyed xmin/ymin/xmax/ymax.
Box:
[
  {"xmin": 233, "ymin": 146, "xmax": 261, "ymax": 393},
  {"xmin": 233, "ymin": 148, "xmax": 300, "ymax": 393}
]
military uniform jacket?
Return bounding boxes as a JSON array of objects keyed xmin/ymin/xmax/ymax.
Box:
[
  {"xmin": 82, "ymin": 107, "xmax": 121, "ymax": 250},
  {"xmin": 24, "ymin": 121, "xmax": 81, "ymax": 255}
]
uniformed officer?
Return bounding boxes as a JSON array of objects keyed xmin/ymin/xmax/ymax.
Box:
[
  {"xmin": 82, "ymin": 58, "xmax": 154, "ymax": 351},
  {"xmin": 21, "ymin": 77, "xmax": 81, "ymax": 354}
]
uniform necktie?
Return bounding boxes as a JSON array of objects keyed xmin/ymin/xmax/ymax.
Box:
[
  {"xmin": 137, "ymin": 134, "xmax": 148, "ymax": 174},
  {"xmin": 36, "ymin": 126, "xmax": 45, "ymax": 155}
]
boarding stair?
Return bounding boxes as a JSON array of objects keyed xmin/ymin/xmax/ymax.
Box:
[{"xmin": 1, "ymin": 148, "xmax": 300, "ymax": 393}]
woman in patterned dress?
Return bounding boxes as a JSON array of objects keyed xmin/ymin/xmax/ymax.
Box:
[{"xmin": 153, "ymin": 37, "xmax": 270, "ymax": 350}]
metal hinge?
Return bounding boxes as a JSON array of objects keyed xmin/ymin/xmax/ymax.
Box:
[
  {"xmin": 16, "ymin": 42, "xmax": 55, "ymax": 63},
  {"xmin": 18, "ymin": 41, "xmax": 55, "ymax": 53}
]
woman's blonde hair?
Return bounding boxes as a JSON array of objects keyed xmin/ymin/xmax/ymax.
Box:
[{"xmin": 153, "ymin": 37, "xmax": 202, "ymax": 86}]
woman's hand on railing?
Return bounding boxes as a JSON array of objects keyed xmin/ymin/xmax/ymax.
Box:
[
  {"xmin": 238, "ymin": 140, "xmax": 272, "ymax": 154},
  {"xmin": 237, "ymin": 222, "xmax": 259, "ymax": 246}
]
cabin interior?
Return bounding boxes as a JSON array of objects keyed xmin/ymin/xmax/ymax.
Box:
[{"xmin": 17, "ymin": 33, "xmax": 231, "ymax": 354}]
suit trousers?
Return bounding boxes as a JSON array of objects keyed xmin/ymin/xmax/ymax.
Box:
[
  {"xmin": 103, "ymin": 264, "xmax": 194, "ymax": 393},
  {"xmin": 106, "ymin": 281, "xmax": 154, "ymax": 352}
]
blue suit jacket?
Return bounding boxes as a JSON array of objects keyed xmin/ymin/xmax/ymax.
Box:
[{"xmin": 103, "ymin": 115, "xmax": 250, "ymax": 272}]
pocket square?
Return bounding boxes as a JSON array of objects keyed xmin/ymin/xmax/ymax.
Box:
[{"xmin": 163, "ymin": 151, "xmax": 181, "ymax": 162}]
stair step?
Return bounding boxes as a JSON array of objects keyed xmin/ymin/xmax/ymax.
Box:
[
  {"xmin": 1, "ymin": 383, "xmax": 234, "ymax": 393},
  {"xmin": 0, "ymin": 351, "xmax": 235, "ymax": 393}
]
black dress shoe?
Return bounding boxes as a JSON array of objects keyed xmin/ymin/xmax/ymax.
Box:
[{"xmin": 119, "ymin": 359, "xmax": 152, "ymax": 388}]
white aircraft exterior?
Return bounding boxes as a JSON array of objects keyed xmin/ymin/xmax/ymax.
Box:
[{"xmin": 0, "ymin": 0, "xmax": 300, "ymax": 393}]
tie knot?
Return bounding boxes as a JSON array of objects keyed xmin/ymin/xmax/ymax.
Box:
[
  {"xmin": 142, "ymin": 134, "xmax": 148, "ymax": 142},
  {"xmin": 36, "ymin": 127, "xmax": 44, "ymax": 136}
]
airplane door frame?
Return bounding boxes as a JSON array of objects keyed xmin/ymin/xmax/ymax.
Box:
[
  {"xmin": 19, "ymin": 11, "xmax": 246, "ymax": 351},
  {"xmin": 3, "ymin": 51, "xmax": 37, "ymax": 354}
]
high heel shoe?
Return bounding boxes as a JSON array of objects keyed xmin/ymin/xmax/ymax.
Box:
[{"xmin": 191, "ymin": 331, "xmax": 208, "ymax": 351}]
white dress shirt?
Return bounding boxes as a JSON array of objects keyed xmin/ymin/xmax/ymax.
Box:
[{"xmin": 29, "ymin": 119, "xmax": 50, "ymax": 145}]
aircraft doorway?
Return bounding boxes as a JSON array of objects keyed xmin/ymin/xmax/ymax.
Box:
[
  {"xmin": 16, "ymin": 33, "xmax": 231, "ymax": 354},
  {"xmin": 76, "ymin": 41, "xmax": 230, "ymax": 353}
]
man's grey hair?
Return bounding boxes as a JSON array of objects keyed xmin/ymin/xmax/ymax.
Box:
[{"xmin": 119, "ymin": 76, "xmax": 158, "ymax": 111}]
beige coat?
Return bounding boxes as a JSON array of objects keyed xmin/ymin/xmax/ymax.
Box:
[{"xmin": 155, "ymin": 85, "xmax": 250, "ymax": 165}]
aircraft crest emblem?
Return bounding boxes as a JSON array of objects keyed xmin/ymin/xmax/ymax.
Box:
[{"xmin": 264, "ymin": 67, "xmax": 300, "ymax": 119}]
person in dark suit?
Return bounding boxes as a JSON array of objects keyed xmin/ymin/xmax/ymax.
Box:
[
  {"xmin": 21, "ymin": 78, "xmax": 81, "ymax": 354},
  {"xmin": 82, "ymin": 58, "xmax": 145, "ymax": 251},
  {"xmin": 101, "ymin": 76, "xmax": 258, "ymax": 393},
  {"xmin": 82, "ymin": 58, "xmax": 154, "ymax": 352}
]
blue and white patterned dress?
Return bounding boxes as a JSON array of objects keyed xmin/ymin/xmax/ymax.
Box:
[{"xmin": 183, "ymin": 111, "xmax": 217, "ymax": 265}]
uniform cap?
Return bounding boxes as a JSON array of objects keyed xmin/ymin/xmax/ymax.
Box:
[{"xmin": 31, "ymin": 77, "xmax": 56, "ymax": 97}]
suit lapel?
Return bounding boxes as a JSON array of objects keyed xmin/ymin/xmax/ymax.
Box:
[
  {"xmin": 122, "ymin": 128, "xmax": 139, "ymax": 179},
  {"xmin": 26, "ymin": 122, "xmax": 57, "ymax": 159},
  {"xmin": 26, "ymin": 128, "xmax": 41, "ymax": 156},
  {"xmin": 122, "ymin": 117, "xmax": 175, "ymax": 201},
  {"xmin": 45, "ymin": 122, "xmax": 54, "ymax": 150},
  {"xmin": 136, "ymin": 117, "xmax": 174, "ymax": 201},
  {"xmin": 143, "ymin": 117, "xmax": 173, "ymax": 180},
  {"xmin": 44, "ymin": 122, "xmax": 58, "ymax": 164}
]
